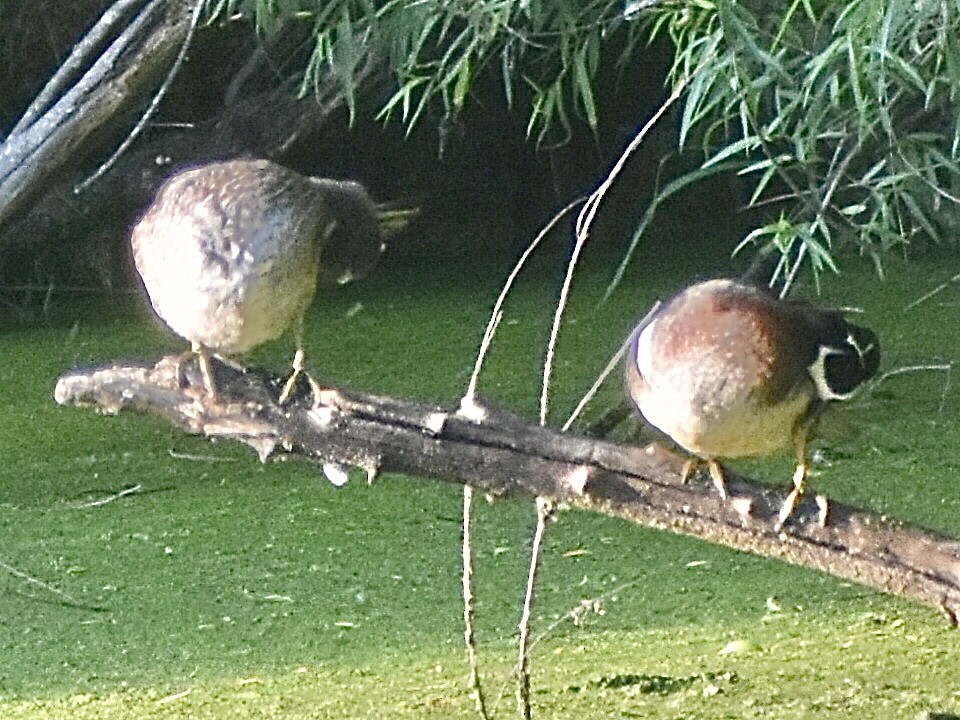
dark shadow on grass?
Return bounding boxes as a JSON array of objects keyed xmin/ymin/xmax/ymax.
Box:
[
  {"xmin": 562, "ymin": 671, "xmax": 736, "ymax": 697},
  {"xmin": 3, "ymin": 587, "xmax": 108, "ymax": 612}
]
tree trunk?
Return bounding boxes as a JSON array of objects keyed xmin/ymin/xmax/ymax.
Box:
[{"xmin": 0, "ymin": 0, "xmax": 196, "ymax": 230}]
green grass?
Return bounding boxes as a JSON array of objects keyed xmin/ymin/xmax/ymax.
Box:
[{"xmin": 1, "ymin": 227, "xmax": 960, "ymax": 718}]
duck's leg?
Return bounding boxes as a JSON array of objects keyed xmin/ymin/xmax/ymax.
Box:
[
  {"xmin": 680, "ymin": 457, "xmax": 727, "ymax": 501},
  {"xmin": 706, "ymin": 460, "xmax": 729, "ymax": 501},
  {"xmin": 279, "ymin": 346, "xmax": 306, "ymax": 405},
  {"xmin": 776, "ymin": 434, "xmax": 810, "ymax": 530},
  {"xmin": 181, "ymin": 341, "xmax": 218, "ymax": 400},
  {"xmin": 278, "ymin": 316, "xmax": 325, "ymax": 406},
  {"xmin": 680, "ymin": 457, "xmax": 701, "ymax": 484}
]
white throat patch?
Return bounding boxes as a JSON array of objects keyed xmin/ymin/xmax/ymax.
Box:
[{"xmin": 807, "ymin": 344, "xmax": 856, "ymax": 401}]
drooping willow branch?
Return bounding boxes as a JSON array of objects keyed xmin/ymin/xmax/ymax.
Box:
[{"xmin": 54, "ymin": 355, "xmax": 960, "ymax": 625}]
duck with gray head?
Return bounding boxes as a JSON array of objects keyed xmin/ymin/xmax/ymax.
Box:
[{"xmin": 131, "ymin": 158, "xmax": 388, "ymax": 404}]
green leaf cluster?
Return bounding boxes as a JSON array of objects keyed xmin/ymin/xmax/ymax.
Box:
[
  {"xmin": 203, "ymin": 0, "xmax": 645, "ymax": 145},
  {"xmin": 205, "ymin": 1, "xmax": 960, "ymax": 278},
  {"xmin": 660, "ymin": 0, "xmax": 960, "ymax": 280}
]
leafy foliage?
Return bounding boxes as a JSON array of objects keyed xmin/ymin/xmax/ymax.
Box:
[
  {"xmin": 204, "ymin": 0, "xmax": 960, "ymax": 280},
  {"xmin": 204, "ymin": 0, "xmax": 645, "ymax": 146},
  {"xmin": 653, "ymin": 0, "xmax": 960, "ymax": 283}
]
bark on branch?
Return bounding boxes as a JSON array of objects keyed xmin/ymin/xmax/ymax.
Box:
[
  {"xmin": 54, "ymin": 356, "xmax": 960, "ymax": 624},
  {"xmin": 0, "ymin": 0, "xmax": 197, "ymax": 230}
]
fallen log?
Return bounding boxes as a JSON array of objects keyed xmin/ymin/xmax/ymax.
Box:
[{"xmin": 54, "ymin": 355, "xmax": 960, "ymax": 624}]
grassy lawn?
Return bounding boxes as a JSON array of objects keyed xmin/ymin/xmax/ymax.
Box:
[{"xmin": 1, "ymin": 221, "xmax": 959, "ymax": 718}]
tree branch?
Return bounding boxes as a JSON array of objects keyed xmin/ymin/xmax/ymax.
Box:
[
  {"xmin": 0, "ymin": 0, "xmax": 196, "ymax": 231},
  {"xmin": 54, "ymin": 356, "xmax": 960, "ymax": 625}
]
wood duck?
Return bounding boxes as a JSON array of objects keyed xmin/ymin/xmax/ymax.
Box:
[
  {"xmin": 131, "ymin": 158, "xmax": 385, "ymax": 403},
  {"xmin": 625, "ymin": 277, "xmax": 880, "ymax": 527}
]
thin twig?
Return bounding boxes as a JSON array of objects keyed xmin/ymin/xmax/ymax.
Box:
[
  {"xmin": 74, "ymin": 0, "xmax": 206, "ymax": 194},
  {"xmin": 71, "ymin": 484, "xmax": 143, "ymax": 509},
  {"xmin": 866, "ymin": 362, "xmax": 954, "ymax": 415},
  {"xmin": 573, "ymin": 77, "xmax": 693, "ymax": 243},
  {"xmin": 780, "ymin": 137, "xmax": 860, "ymax": 298},
  {"xmin": 168, "ymin": 448, "xmax": 239, "ymax": 462},
  {"xmin": 463, "ymin": 198, "xmax": 583, "ymax": 405},
  {"xmin": 596, "ymin": 57, "xmax": 720, "ymax": 301},
  {"xmin": 545, "ymin": 73, "xmax": 697, "ymax": 417},
  {"xmin": 524, "ymin": 575, "xmax": 644, "ymax": 668},
  {"xmin": 561, "ymin": 341, "xmax": 628, "ymax": 433},
  {"xmin": 520, "ymin": 53, "xmax": 706, "ymax": 720},
  {"xmin": 516, "ymin": 194, "xmax": 600, "ymax": 718},
  {"xmin": 462, "ymin": 485, "xmax": 491, "ymax": 720},
  {"xmin": 460, "ymin": 199, "xmax": 581, "ymax": 720},
  {"xmin": 870, "ymin": 363, "xmax": 954, "ymax": 388},
  {"xmin": 895, "ymin": 149, "xmax": 960, "ymax": 209},
  {"xmin": 492, "ymin": 576, "xmax": 640, "ymax": 714},
  {"xmin": 0, "ymin": 558, "xmax": 100, "ymax": 610},
  {"xmin": 904, "ymin": 272, "xmax": 960, "ymax": 311},
  {"xmin": 539, "ymin": 211, "xmax": 591, "ymax": 425},
  {"xmin": 157, "ymin": 688, "xmax": 191, "ymax": 704},
  {"xmin": 516, "ymin": 498, "xmax": 553, "ymax": 720},
  {"xmin": 940, "ymin": 364, "xmax": 953, "ymax": 416}
]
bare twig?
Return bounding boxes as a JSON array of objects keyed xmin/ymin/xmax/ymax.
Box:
[
  {"xmin": 510, "ymin": 92, "xmax": 674, "ymax": 711},
  {"xmin": 462, "ymin": 485, "xmax": 491, "ymax": 720},
  {"xmin": 562, "ymin": 340, "xmax": 628, "ymax": 433},
  {"xmin": 590, "ymin": 56, "xmax": 714, "ymax": 301},
  {"xmin": 71, "ymin": 483, "xmax": 144, "ymax": 509},
  {"xmin": 463, "ymin": 198, "xmax": 583, "ymax": 405},
  {"xmin": 904, "ymin": 272, "xmax": 960, "ymax": 311},
  {"xmin": 869, "ymin": 363, "xmax": 954, "ymax": 389},
  {"xmin": 574, "ymin": 78, "xmax": 691, "ymax": 244},
  {"xmin": 157, "ymin": 689, "xmax": 191, "ymax": 704},
  {"xmin": 539, "ymin": 211, "xmax": 586, "ymax": 426},
  {"xmin": 895, "ymin": 149, "xmax": 960, "ymax": 210},
  {"xmin": 941, "ymin": 365, "xmax": 954, "ymax": 416},
  {"xmin": 561, "ymin": 301, "xmax": 660, "ymax": 433},
  {"xmin": 780, "ymin": 137, "xmax": 860, "ymax": 298},
  {"xmin": 516, "ymin": 498, "xmax": 554, "ymax": 720},
  {"xmin": 167, "ymin": 448, "xmax": 239, "ymax": 462},
  {"xmin": 461, "ymin": 197, "xmax": 581, "ymax": 720},
  {"xmin": 75, "ymin": 0, "xmax": 206, "ymax": 193},
  {"xmin": 867, "ymin": 362, "xmax": 954, "ymax": 416},
  {"xmin": 495, "ymin": 576, "xmax": 643, "ymax": 705},
  {"xmin": 0, "ymin": 558, "xmax": 103, "ymax": 610}
]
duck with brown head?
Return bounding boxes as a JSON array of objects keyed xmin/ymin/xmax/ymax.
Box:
[{"xmin": 624, "ymin": 275, "xmax": 880, "ymax": 529}]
